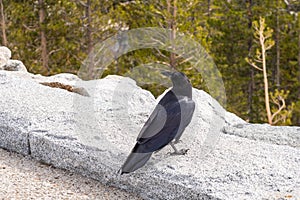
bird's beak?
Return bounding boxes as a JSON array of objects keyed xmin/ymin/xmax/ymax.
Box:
[{"xmin": 161, "ymin": 71, "xmax": 173, "ymax": 77}]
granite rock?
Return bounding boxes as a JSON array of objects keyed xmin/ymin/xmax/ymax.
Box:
[{"xmin": 0, "ymin": 70, "xmax": 299, "ymax": 200}]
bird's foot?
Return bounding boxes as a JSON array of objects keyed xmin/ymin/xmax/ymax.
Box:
[
  {"xmin": 115, "ymin": 168, "xmax": 123, "ymax": 178},
  {"xmin": 173, "ymin": 139, "xmax": 182, "ymax": 144},
  {"xmin": 169, "ymin": 148, "xmax": 189, "ymax": 156},
  {"xmin": 169, "ymin": 142, "xmax": 188, "ymax": 155}
]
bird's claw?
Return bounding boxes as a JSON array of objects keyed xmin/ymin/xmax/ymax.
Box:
[
  {"xmin": 173, "ymin": 139, "xmax": 182, "ymax": 144},
  {"xmin": 169, "ymin": 148, "xmax": 189, "ymax": 156}
]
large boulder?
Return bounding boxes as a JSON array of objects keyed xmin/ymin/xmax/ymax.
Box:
[
  {"xmin": 0, "ymin": 46, "xmax": 27, "ymax": 72},
  {"xmin": 0, "ymin": 46, "xmax": 11, "ymax": 68},
  {"xmin": 3, "ymin": 59, "xmax": 27, "ymax": 72},
  {"xmin": 0, "ymin": 70, "xmax": 299, "ymax": 200}
]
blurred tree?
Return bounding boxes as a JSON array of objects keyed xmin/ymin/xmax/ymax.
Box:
[
  {"xmin": 38, "ymin": 0, "xmax": 49, "ymax": 74},
  {"xmin": 1, "ymin": 0, "xmax": 300, "ymax": 125},
  {"xmin": 246, "ymin": 17, "xmax": 293, "ymax": 125},
  {"xmin": 0, "ymin": 0, "xmax": 7, "ymax": 46},
  {"xmin": 110, "ymin": 0, "xmax": 214, "ymax": 97}
]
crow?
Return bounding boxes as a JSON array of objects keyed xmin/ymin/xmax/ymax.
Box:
[{"xmin": 119, "ymin": 71, "xmax": 195, "ymax": 175}]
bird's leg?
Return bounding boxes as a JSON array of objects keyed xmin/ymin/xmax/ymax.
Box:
[
  {"xmin": 173, "ymin": 138, "xmax": 182, "ymax": 144},
  {"xmin": 117, "ymin": 168, "xmax": 123, "ymax": 176},
  {"xmin": 169, "ymin": 142, "xmax": 189, "ymax": 155}
]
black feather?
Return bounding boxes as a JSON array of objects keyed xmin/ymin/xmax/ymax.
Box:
[{"xmin": 120, "ymin": 71, "xmax": 195, "ymax": 174}]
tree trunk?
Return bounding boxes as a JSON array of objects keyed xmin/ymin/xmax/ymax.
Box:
[
  {"xmin": 207, "ymin": 0, "xmax": 213, "ymax": 39},
  {"xmin": 167, "ymin": 0, "xmax": 177, "ymax": 69},
  {"xmin": 246, "ymin": 0, "xmax": 253, "ymax": 122},
  {"xmin": 297, "ymin": 15, "xmax": 300, "ymax": 125},
  {"xmin": 86, "ymin": 0, "xmax": 92, "ymax": 54},
  {"xmin": 0, "ymin": 0, "xmax": 7, "ymax": 46},
  {"xmin": 84, "ymin": 0, "xmax": 97, "ymax": 74},
  {"xmin": 207, "ymin": 0, "xmax": 211, "ymax": 17},
  {"xmin": 261, "ymin": 34, "xmax": 272, "ymax": 124},
  {"xmin": 298, "ymin": 15, "xmax": 300, "ymax": 94},
  {"xmin": 275, "ymin": 0, "xmax": 280, "ymax": 86},
  {"xmin": 39, "ymin": 0, "xmax": 49, "ymax": 74}
]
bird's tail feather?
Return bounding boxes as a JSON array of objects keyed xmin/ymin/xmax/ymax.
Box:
[{"xmin": 120, "ymin": 152, "xmax": 152, "ymax": 174}]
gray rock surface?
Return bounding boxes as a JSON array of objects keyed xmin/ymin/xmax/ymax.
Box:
[
  {"xmin": 0, "ymin": 46, "xmax": 11, "ymax": 68},
  {"xmin": 0, "ymin": 148, "xmax": 141, "ymax": 199},
  {"xmin": 3, "ymin": 59, "xmax": 27, "ymax": 72},
  {"xmin": 224, "ymin": 123, "xmax": 300, "ymax": 148},
  {"xmin": 0, "ymin": 46, "xmax": 27, "ymax": 72},
  {"xmin": 0, "ymin": 70, "xmax": 299, "ymax": 200}
]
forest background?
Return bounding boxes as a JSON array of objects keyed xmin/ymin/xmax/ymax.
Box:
[{"xmin": 1, "ymin": 0, "xmax": 300, "ymax": 126}]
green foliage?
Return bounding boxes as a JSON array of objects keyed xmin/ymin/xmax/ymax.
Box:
[
  {"xmin": 270, "ymin": 89, "xmax": 294, "ymax": 125},
  {"xmin": 1, "ymin": 0, "xmax": 300, "ymax": 125}
]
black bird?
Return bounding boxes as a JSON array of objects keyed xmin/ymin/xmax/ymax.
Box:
[{"xmin": 119, "ymin": 71, "xmax": 195, "ymax": 174}]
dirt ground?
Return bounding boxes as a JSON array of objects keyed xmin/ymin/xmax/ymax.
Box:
[{"xmin": 0, "ymin": 148, "xmax": 141, "ymax": 200}]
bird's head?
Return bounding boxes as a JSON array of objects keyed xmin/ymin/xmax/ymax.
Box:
[{"xmin": 161, "ymin": 71, "xmax": 192, "ymax": 97}]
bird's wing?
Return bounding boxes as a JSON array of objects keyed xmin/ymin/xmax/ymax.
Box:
[
  {"xmin": 136, "ymin": 103, "xmax": 168, "ymax": 144},
  {"xmin": 120, "ymin": 151, "xmax": 152, "ymax": 174},
  {"xmin": 174, "ymin": 97, "xmax": 195, "ymax": 141},
  {"xmin": 181, "ymin": 98, "xmax": 195, "ymax": 127}
]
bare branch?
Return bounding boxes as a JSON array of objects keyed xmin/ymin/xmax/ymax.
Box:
[
  {"xmin": 270, "ymin": 95, "xmax": 279, "ymax": 107},
  {"xmin": 178, "ymin": 55, "xmax": 194, "ymax": 65},
  {"xmin": 150, "ymin": 36, "xmax": 165, "ymax": 46},
  {"xmin": 283, "ymin": 0, "xmax": 289, "ymax": 6},
  {"xmin": 48, "ymin": 49, "xmax": 61, "ymax": 56},
  {"xmin": 254, "ymin": 58, "xmax": 263, "ymax": 63},
  {"xmin": 153, "ymin": 60, "xmax": 171, "ymax": 67},
  {"xmin": 272, "ymin": 115, "xmax": 286, "ymax": 125},
  {"xmin": 253, "ymin": 25, "xmax": 259, "ymax": 32},
  {"xmin": 158, "ymin": 21, "xmax": 164, "ymax": 28},
  {"xmin": 22, "ymin": 23, "xmax": 37, "ymax": 31},
  {"xmin": 154, "ymin": 48, "xmax": 168, "ymax": 59},
  {"xmin": 76, "ymin": 0, "xmax": 87, "ymax": 7},
  {"xmin": 265, "ymin": 45, "xmax": 274, "ymax": 50},
  {"xmin": 251, "ymin": 63, "xmax": 263, "ymax": 71},
  {"xmin": 246, "ymin": 58, "xmax": 263, "ymax": 71},
  {"xmin": 271, "ymin": 96, "xmax": 286, "ymax": 121}
]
